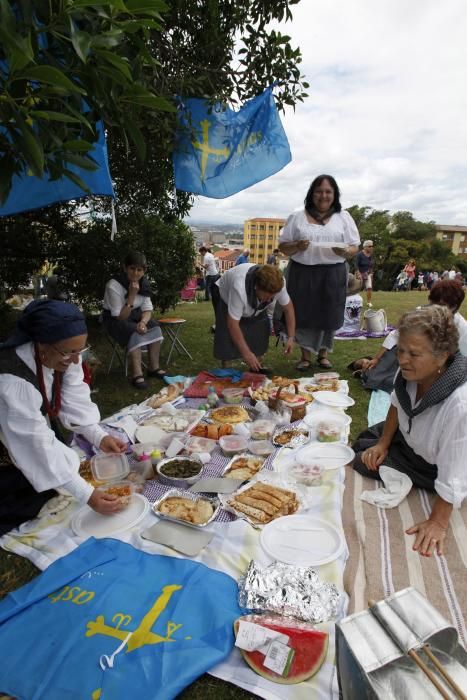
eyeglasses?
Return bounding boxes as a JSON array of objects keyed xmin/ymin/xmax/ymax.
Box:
[{"xmin": 51, "ymin": 344, "xmax": 91, "ymax": 360}]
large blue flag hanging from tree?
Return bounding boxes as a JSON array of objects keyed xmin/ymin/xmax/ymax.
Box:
[
  {"xmin": 173, "ymin": 86, "xmax": 291, "ymax": 198},
  {"xmin": 0, "ymin": 538, "xmax": 241, "ymax": 700},
  {"xmin": 0, "ymin": 122, "xmax": 114, "ymax": 217}
]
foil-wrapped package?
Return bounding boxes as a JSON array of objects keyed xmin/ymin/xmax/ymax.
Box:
[{"xmin": 238, "ymin": 560, "xmax": 340, "ymax": 623}]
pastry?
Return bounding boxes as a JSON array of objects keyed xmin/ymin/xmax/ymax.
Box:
[
  {"xmin": 228, "ymin": 482, "xmax": 299, "ymax": 524},
  {"xmin": 158, "ymin": 496, "xmax": 214, "ymax": 525},
  {"xmin": 210, "ymin": 405, "xmax": 250, "ymax": 424}
]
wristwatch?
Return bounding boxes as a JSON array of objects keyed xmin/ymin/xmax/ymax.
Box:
[{"xmin": 125, "ymin": 303, "xmax": 133, "ymax": 308}]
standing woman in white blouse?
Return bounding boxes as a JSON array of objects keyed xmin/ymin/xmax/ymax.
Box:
[
  {"xmin": 279, "ymin": 175, "xmax": 360, "ymax": 371},
  {"xmin": 352, "ymin": 305, "xmax": 467, "ymax": 557},
  {"xmin": 102, "ymin": 251, "xmax": 165, "ymax": 389},
  {"xmin": 0, "ymin": 300, "xmax": 128, "ymax": 535}
]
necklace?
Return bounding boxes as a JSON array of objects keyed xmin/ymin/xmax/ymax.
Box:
[{"xmin": 34, "ymin": 344, "xmax": 62, "ymax": 418}]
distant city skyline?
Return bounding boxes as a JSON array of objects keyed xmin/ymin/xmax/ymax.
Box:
[{"xmin": 187, "ymin": 0, "xmax": 466, "ymax": 228}]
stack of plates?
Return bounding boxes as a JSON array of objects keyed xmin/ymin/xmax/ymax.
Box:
[{"xmin": 260, "ymin": 514, "xmax": 345, "ymax": 566}]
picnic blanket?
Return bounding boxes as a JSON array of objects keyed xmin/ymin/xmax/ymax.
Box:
[
  {"xmin": 0, "ymin": 440, "xmax": 349, "ymax": 700},
  {"xmin": 342, "ymin": 467, "xmax": 467, "ymax": 648}
]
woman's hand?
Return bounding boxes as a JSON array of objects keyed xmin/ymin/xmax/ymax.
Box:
[
  {"xmin": 332, "ymin": 246, "xmax": 348, "ymax": 256},
  {"xmin": 88, "ymin": 489, "xmax": 123, "ymax": 515},
  {"xmin": 136, "ymin": 320, "xmax": 148, "ymax": 335},
  {"xmin": 405, "ymin": 519, "xmax": 447, "ymax": 557},
  {"xmin": 243, "ymin": 350, "xmax": 262, "ymax": 372},
  {"xmin": 361, "ymin": 442, "xmax": 388, "ymax": 471},
  {"xmin": 283, "ymin": 337, "xmax": 295, "ymax": 355},
  {"xmin": 296, "ymin": 239, "xmax": 310, "ymax": 251},
  {"xmin": 99, "ymin": 435, "xmax": 128, "ymax": 453}
]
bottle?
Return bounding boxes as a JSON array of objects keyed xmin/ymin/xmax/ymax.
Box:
[{"xmin": 207, "ymin": 386, "xmax": 219, "ymax": 408}]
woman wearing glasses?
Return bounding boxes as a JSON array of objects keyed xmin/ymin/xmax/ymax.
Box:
[
  {"xmin": 0, "ymin": 299, "xmax": 127, "ymax": 535},
  {"xmin": 211, "ymin": 263, "xmax": 295, "ymax": 373}
]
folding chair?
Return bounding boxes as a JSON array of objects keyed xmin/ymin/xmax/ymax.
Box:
[
  {"xmin": 103, "ymin": 328, "xmax": 128, "ymax": 375},
  {"xmin": 158, "ymin": 318, "xmax": 193, "ymax": 366}
]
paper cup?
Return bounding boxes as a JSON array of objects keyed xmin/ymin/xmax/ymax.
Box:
[{"xmin": 165, "ymin": 437, "xmax": 186, "ymax": 458}]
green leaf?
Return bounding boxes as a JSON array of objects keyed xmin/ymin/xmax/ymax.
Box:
[
  {"xmin": 121, "ymin": 92, "xmax": 175, "ymax": 112},
  {"xmin": 125, "ymin": 0, "xmax": 168, "ymax": 14},
  {"xmin": 32, "ymin": 110, "xmax": 85, "ymax": 124},
  {"xmin": 62, "ymin": 139, "xmax": 95, "ymax": 152},
  {"xmin": 70, "ymin": 27, "xmax": 92, "ymax": 63},
  {"xmin": 15, "ymin": 121, "xmax": 45, "ymax": 177},
  {"xmin": 72, "ymin": 0, "xmax": 128, "ymax": 9},
  {"xmin": 0, "ymin": 27, "xmax": 34, "ymax": 70},
  {"xmin": 95, "ymin": 50, "xmax": 132, "ymax": 81},
  {"xmin": 62, "ymin": 168, "xmax": 92, "ymax": 194},
  {"xmin": 125, "ymin": 121, "xmax": 146, "ymax": 160},
  {"xmin": 63, "ymin": 153, "xmax": 98, "ymax": 171},
  {"xmin": 19, "ymin": 66, "xmax": 86, "ymax": 95}
]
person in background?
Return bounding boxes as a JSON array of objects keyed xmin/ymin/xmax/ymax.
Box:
[
  {"xmin": 235, "ymin": 249, "xmax": 250, "ymax": 265},
  {"xmin": 212, "ymin": 263, "xmax": 295, "ymax": 373},
  {"xmin": 0, "ymin": 300, "xmax": 127, "ymax": 535},
  {"xmin": 417, "ymin": 271, "xmax": 425, "ymax": 290},
  {"xmin": 336, "ymin": 274, "xmax": 364, "ymax": 334},
  {"xmin": 102, "ymin": 251, "xmax": 165, "ymax": 390},
  {"xmin": 351, "ymin": 305, "xmax": 467, "ymax": 557},
  {"xmin": 403, "ymin": 259, "xmax": 416, "ymax": 289},
  {"xmin": 199, "ymin": 246, "xmax": 220, "ymax": 306},
  {"xmin": 429, "ymin": 279, "xmax": 467, "ymax": 355},
  {"xmin": 279, "ymin": 174, "xmax": 359, "ymax": 370},
  {"xmin": 267, "ymin": 248, "xmax": 280, "ymax": 265},
  {"xmin": 355, "ymin": 240, "xmax": 374, "ymax": 307}
]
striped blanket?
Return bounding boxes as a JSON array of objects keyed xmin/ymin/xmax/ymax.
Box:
[{"xmin": 342, "ymin": 467, "xmax": 467, "ymax": 648}]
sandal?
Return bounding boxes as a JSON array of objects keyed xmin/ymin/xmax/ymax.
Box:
[
  {"xmin": 131, "ymin": 375, "xmax": 148, "ymax": 389},
  {"xmin": 317, "ymin": 357, "xmax": 333, "ymax": 369},
  {"xmin": 295, "ymin": 360, "xmax": 312, "ymax": 371},
  {"xmin": 147, "ymin": 368, "xmax": 167, "ymax": 379}
]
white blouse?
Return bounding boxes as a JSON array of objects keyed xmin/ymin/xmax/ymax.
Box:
[
  {"xmin": 0, "ymin": 343, "xmax": 107, "ymax": 503},
  {"xmin": 280, "ymin": 209, "xmax": 360, "ymax": 265},
  {"xmin": 216, "ymin": 263, "xmax": 290, "ymax": 321},
  {"xmin": 103, "ymin": 279, "xmax": 153, "ymax": 317},
  {"xmin": 390, "ymin": 380, "xmax": 467, "ymax": 507}
]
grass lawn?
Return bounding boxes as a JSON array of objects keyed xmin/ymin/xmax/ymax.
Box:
[{"xmin": 1, "ymin": 289, "xmax": 465, "ymax": 698}]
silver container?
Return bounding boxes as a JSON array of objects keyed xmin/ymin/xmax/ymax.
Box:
[
  {"xmin": 152, "ymin": 489, "xmax": 220, "ymax": 529},
  {"xmin": 156, "ymin": 456, "xmax": 203, "ymax": 489},
  {"xmin": 221, "ymin": 453, "xmax": 266, "ymax": 479},
  {"xmin": 272, "ymin": 426, "xmax": 310, "ymax": 448}
]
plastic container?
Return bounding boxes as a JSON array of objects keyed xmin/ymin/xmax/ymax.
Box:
[
  {"xmin": 288, "ymin": 462, "xmax": 323, "ymax": 487},
  {"xmin": 316, "ymin": 421, "xmax": 341, "ymax": 443},
  {"xmin": 185, "ymin": 436, "xmax": 217, "ymax": 454},
  {"xmin": 222, "ymin": 387, "xmax": 245, "ymax": 404},
  {"xmin": 96, "ymin": 480, "xmax": 135, "ymax": 507},
  {"xmin": 247, "ymin": 440, "xmax": 274, "ymax": 457},
  {"xmin": 156, "ymin": 456, "xmax": 203, "ymax": 489},
  {"xmin": 249, "ymin": 419, "xmax": 275, "ymax": 441},
  {"xmin": 313, "ymin": 372, "xmax": 340, "ymax": 384},
  {"xmin": 218, "ymin": 434, "xmax": 249, "ymax": 457},
  {"xmin": 91, "ymin": 453, "xmax": 129, "ymax": 483}
]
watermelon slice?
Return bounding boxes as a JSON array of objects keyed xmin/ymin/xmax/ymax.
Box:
[{"xmin": 234, "ymin": 614, "xmax": 328, "ymax": 685}]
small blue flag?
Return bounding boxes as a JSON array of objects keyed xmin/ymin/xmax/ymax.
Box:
[
  {"xmin": 173, "ymin": 86, "xmax": 291, "ymax": 198},
  {"xmin": 0, "ymin": 122, "xmax": 114, "ymax": 217}
]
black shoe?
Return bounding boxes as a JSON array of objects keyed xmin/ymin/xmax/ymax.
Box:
[{"xmin": 209, "ymin": 325, "xmax": 216, "ymax": 334}]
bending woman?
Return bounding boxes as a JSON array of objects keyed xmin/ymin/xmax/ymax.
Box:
[
  {"xmin": 279, "ymin": 174, "xmax": 359, "ymax": 371},
  {"xmin": 103, "ymin": 251, "xmax": 165, "ymax": 389},
  {"xmin": 352, "ymin": 305, "xmax": 467, "ymax": 557},
  {"xmin": 0, "ymin": 300, "xmax": 128, "ymax": 535}
]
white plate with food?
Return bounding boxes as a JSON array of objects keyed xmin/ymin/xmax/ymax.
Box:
[
  {"xmin": 260, "ymin": 514, "xmax": 345, "ymax": 566},
  {"xmin": 71, "ymin": 493, "xmax": 150, "ymax": 538},
  {"xmin": 311, "ymin": 391, "xmax": 355, "ymax": 409},
  {"xmin": 294, "ymin": 442, "xmax": 355, "ymax": 470},
  {"xmin": 140, "ymin": 408, "xmax": 204, "ymax": 433}
]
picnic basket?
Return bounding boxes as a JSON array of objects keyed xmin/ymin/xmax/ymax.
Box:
[{"xmin": 268, "ymin": 382, "xmax": 306, "ymax": 422}]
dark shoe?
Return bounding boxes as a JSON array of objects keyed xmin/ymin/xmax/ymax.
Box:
[
  {"xmin": 296, "ymin": 360, "xmax": 312, "ymax": 371},
  {"xmin": 250, "ymin": 367, "xmax": 273, "ymax": 376},
  {"xmin": 317, "ymin": 357, "xmax": 333, "ymax": 369},
  {"xmin": 147, "ymin": 368, "xmax": 167, "ymax": 379},
  {"xmin": 131, "ymin": 375, "xmax": 148, "ymax": 389}
]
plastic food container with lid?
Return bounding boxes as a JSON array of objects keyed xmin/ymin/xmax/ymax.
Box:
[
  {"xmin": 185, "ymin": 436, "xmax": 217, "ymax": 454},
  {"xmin": 91, "ymin": 453, "xmax": 130, "ymax": 483},
  {"xmin": 156, "ymin": 456, "xmax": 203, "ymax": 489},
  {"xmin": 313, "ymin": 372, "xmax": 340, "ymax": 384},
  {"xmin": 218, "ymin": 434, "xmax": 249, "ymax": 457},
  {"xmin": 316, "ymin": 421, "xmax": 341, "ymax": 443},
  {"xmin": 286, "ymin": 462, "xmax": 323, "ymax": 487},
  {"xmin": 249, "ymin": 419, "xmax": 276, "ymax": 441},
  {"xmin": 96, "ymin": 479, "xmax": 135, "ymax": 507},
  {"xmin": 222, "ymin": 387, "xmax": 245, "ymax": 404},
  {"xmin": 247, "ymin": 440, "xmax": 274, "ymax": 457}
]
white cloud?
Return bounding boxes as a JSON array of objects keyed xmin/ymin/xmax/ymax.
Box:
[{"xmin": 187, "ymin": 0, "xmax": 467, "ymax": 226}]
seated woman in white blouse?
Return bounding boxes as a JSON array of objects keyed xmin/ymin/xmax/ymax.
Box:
[
  {"xmin": 102, "ymin": 251, "xmax": 165, "ymax": 389},
  {"xmin": 0, "ymin": 299, "xmax": 128, "ymax": 535},
  {"xmin": 352, "ymin": 305, "xmax": 467, "ymax": 558}
]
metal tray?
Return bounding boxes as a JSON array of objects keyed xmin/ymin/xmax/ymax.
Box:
[
  {"xmin": 152, "ymin": 489, "xmax": 220, "ymax": 529},
  {"xmin": 272, "ymin": 426, "xmax": 310, "ymax": 448},
  {"xmin": 221, "ymin": 453, "xmax": 266, "ymax": 479}
]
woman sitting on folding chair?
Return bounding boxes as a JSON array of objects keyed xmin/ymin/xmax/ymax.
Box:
[{"xmin": 102, "ymin": 251, "xmax": 165, "ymax": 389}]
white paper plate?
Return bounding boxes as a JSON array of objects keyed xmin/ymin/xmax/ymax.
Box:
[
  {"xmin": 260, "ymin": 514, "xmax": 345, "ymax": 566},
  {"xmin": 312, "ymin": 391, "xmax": 355, "ymax": 408},
  {"xmin": 135, "ymin": 424, "xmax": 169, "ymax": 444},
  {"xmin": 302, "ymin": 410, "xmax": 351, "ymax": 430},
  {"xmin": 294, "ymin": 442, "xmax": 355, "ymax": 470},
  {"xmin": 71, "ymin": 493, "xmax": 150, "ymax": 538}
]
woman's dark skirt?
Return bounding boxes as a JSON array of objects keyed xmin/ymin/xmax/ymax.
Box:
[
  {"xmin": 213, "ymin": 298, "xmax": 270, "ymax": 361},
  {"xmin": 286, "ymin": 260, "xmax": 347, "ymax": 331},
  {"xmin": 103, "ymin": 308, "xmax": 158, "ymax": 347},
  {"xmin": 352, "ymin": 422, "xmax": 437, "ymax": 491},
  {"xmin": 0, "ymin": 464, "xmax": 56, "ymax": 536}
]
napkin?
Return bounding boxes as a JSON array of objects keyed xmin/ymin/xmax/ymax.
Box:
[{"xmin": 360, "ymin": 465, "xmax": 412, "ymax": 508}]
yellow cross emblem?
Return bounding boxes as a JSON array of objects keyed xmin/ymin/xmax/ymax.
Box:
[{"xmin": 192, "ymin": 119, "xmax": 230, "ymax": 180}]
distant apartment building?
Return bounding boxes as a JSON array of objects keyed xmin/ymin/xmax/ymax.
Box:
[
  {"xmin": 244, "ymin": 217, "xmax": 286, "ymax": 264},
  {"xmin": 213, "ymin": 249, "xmax": 242, "ymax": 273},
  {"xmin": 435, "ymin": 225, "xmax": 467, "ymax": 259}
]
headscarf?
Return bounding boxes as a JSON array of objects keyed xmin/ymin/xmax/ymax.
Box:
[
  {"xmin": 394, "ymin": 351, "xmax": 467, "ymax": 433},
  {"xmin": 112, "ymin": 271, "xmax": 152, "ymax": 298},
  {"xmin": 1, "ymin": 299, "xmax": 87, "ymax": 348}
]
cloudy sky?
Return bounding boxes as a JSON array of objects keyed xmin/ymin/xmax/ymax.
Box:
[{"xmin": 186, "ymin": 0, "xmax": 466, "ymax": 226}]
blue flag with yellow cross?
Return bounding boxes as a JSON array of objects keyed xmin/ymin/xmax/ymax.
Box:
[
  {"xmin": 0, "ymin": 538, "xmax": 241, "ymax": 700},
  {"xmin": 173, "ymin": 86, "xmax": 291, "ymax": 198}
]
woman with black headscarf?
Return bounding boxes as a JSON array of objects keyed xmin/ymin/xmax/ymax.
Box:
[
  {"xmin": 0, "ymin": 299, "xmax": 127, "ymax": 535},
  {"xmin": 102, "ymin": 251, "xmax": 165, "ymax": 389}
]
